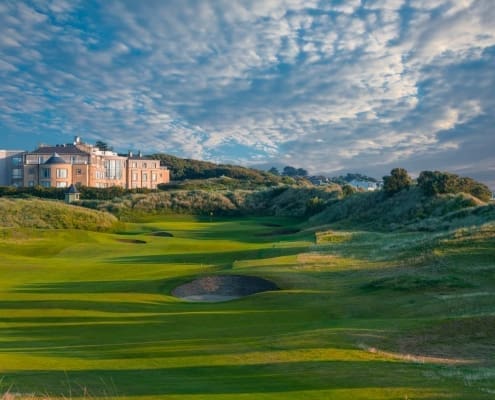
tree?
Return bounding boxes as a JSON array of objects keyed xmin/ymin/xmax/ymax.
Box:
[
  {"xmin": 342, "ymin": 184, "xmax": 355, "ymax": 197},
  {"xmin": 383, "ymin": 168, "xmax": 411, "ymax": 195},
  {"xmin": 268, "ymin": 167, "xmax": 280, "ymax": 176},
  {"xmin": 95, "ymin": 140, "xmax": 112, "ymax": 152},
  {"xmin": 282, "ymin": 166, "xmax": 298, "ymax": 177},
  {"xmin": 417, "ymin": 170, "xmax": 492, "ymax": 202},
  {"xmin": 306, "ymin": 196, "xmax": 326, "ymax": 215},
  {"xmin": 296, "ymin": 168, "xmax": 308, "ymax": 177}
]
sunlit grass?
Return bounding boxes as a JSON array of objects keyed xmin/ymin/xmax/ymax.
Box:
[{"xmin": 0, "ymin": 216, "xmax": 494, "ymax": 399}]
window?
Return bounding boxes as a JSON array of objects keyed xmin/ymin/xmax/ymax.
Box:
[
  {"xmin": 56, "ymin": 169, "xmax": 67, "ymax": 178},
  {"xmin": 104, "ymin": 159, "xmax": 123, "ymax": 179},
  {"xmin": 28, "ymin": 181, "xmax": 34, "ymax": 187},
  {"xmin": 28, "ymin": 167, "xmax": 35, "ymax": 175},
  {"xmin": 132, "ymin": 172, "xmax": 138, "ymax": 181},
  {"xmin": 12, "ymin": 169, "xmax": 22, "ymax": 179},
  {"xmin": 132, "ymin": 162, "xmax": 137, "ymax": 168},
  {"xmin": 41, "ymin": 181, "xmax": 51, "ymax": 188},
  {"xmin": 143, "ymin": 163, "xmax": 147, "ymax": 168},
  {"xmin": 142, "ymin": 172, "xmax": 148, "ymax": 181},
  {"xmin": 76, "ymin": 168, "xmax": 82, "ymax": 175},
  {"xmin": 151, "ymin": 173, "xmax": 157, "ymax": 181},
  {"xmin": 42, "ymin": 168, "xmax": 51, "ymax": 178},
  {"xmin": 56, "ymin": 182, "xmax": 67, "ymax": 188},
  {"xmin": 12, "ymin": 156, "xmax": 23, "ymax": 167}
]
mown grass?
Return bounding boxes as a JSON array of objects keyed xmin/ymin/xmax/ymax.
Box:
[{"xmin": 0, "ymin": 215, "xmax": 494, "ymax": 399}]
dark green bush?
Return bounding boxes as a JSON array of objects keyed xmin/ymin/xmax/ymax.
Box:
[
  {"xmin": 383, "ymin": 168, "xmax": 411, "ymax": 195},
  {"xmin": 417, "ymin": 171, "xmax": 491, "ymax": 202}
]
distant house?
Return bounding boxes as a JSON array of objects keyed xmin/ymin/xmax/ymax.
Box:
[
  {"xmin": 65, "ymin": 184, "xmax": 80, "ymax": 203},
  {"xmin": 348, "ymin": 179, "xmax": 380, "ymax": 191},
  {"xmin": 309, "ymin": 175, "xmax": 331, "ymax": 186}
]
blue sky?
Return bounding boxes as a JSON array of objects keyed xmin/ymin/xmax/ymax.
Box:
[{"xmin": 1, "ymin": 0, "xmax": 494, "ymax": 187}]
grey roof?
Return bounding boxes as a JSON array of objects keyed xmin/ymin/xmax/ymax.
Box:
[
  {"xmin": 67, "ymin": 184, "xmax": 79, "ymax": 194},
  {"xmin": 128, "ymin": 155, "xmax": 156, "ymax": 160},
  {"xmin": 30, "ymin": 145, "xmax": 88, "ymax": 155},
  {"xmin": 44, "ymin": 153, "xmax": 68, "ymax": 164}
]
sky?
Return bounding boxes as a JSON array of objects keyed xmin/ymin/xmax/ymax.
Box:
[{"xmin": 0, "ymin": 0, "xmax": 494, "ymax": 187}]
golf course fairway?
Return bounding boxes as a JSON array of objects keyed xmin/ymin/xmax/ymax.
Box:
[{"xmin": 0, "ymin": 215, "xmax": 494, "ymax": 399}]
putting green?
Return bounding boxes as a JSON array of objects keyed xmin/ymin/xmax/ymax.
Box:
[{"xmin": 0, "ymin": 215, "xmax": 494, "ymax": 399}]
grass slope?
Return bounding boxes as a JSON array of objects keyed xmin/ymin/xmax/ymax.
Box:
[
  {"xmin": 79, "ymin": 185, "xmax": 341, "ymax": 219},
  {"xmin": 310, "ymin": 187, "xmax": 495, "ymax": 231},
  {"xmin": 0, "ymin": 215, "xmax": 493, "ymax": 399},
  {"xmin": 0, "ymin": 198, "xmax": 118, "ymax": 231}
]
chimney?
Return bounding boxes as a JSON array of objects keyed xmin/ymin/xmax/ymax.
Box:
[
  {"xmin": 128, "ymin": 151, "xmax": 133, "ymax": 157},
  {"xmin": 74, "ymin": 136, "xmax": 81, "ymax": 145},
  {"xmin": 138, "ymin": 150, "xmax": 142, "ymax": 158}
]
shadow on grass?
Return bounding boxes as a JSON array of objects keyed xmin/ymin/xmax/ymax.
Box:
[
  {"xmin": 0, "ymin": 360, "xmax": 449, "ymax": 397},
  {"xmin": 106, "ymin": 246, "xmax": 311, "ymax": 265},
  {"xmin": 155, "ymin": 216, "xmax": 310, "ymax": 244}
]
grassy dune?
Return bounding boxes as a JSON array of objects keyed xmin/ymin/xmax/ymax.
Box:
[
  {"xmin": 0, "ymin": 214, "xmax": 494, "ymax": 399},
  {"xmin": 310, "ymin": 187, "xmax": 494, "ymax": 231},
  {"xmin": 0, "ymin": 198, "xmax": 119, "ymax": 231}
]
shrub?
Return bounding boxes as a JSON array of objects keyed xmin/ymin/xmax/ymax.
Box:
[
  {"xmin": 417, "ymin": 171, "xmax": 492, "ymax": 202},
  {"xmin": 383, "ymin": 168, "xmax": 411, "ymax": 195}
]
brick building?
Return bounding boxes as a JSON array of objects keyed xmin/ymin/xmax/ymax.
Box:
[{"xmin": 2, "ymin": 137, "xmax": 170, "ymax": 189}]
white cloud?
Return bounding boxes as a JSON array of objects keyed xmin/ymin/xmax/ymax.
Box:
[{"xmin": 0, "ymin": 0, "xmax": 493, "ymax": 186}]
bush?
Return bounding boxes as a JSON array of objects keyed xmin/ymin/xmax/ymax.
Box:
[
  {"xmin": 383, "ymin": 168, "xmax": 411, "ymax": 195},
  {"xmin": 417, "ymin": 171, "xmax": 492, "ymax": 202}
]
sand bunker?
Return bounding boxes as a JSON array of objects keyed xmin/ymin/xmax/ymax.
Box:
[{"xmin": 172, "ymin": 275, "xmax": 278, "ymax": 302}]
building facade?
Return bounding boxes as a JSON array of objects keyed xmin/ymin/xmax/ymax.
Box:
[
  {"xmin": 0, "ymin": 150, "xmax": 25, "ymax": 187},
  {"xmin": 2, "ymin": 137, "xmax": 170, "ymax": 189},
  {"xmin": 348, "ymin": 179, "xmax": 381, "ymax": 191}
]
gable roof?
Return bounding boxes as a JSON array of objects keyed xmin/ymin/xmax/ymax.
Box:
[{"xmin": 67, "ymin": 184, "xmax": 80, "ymax": 194}]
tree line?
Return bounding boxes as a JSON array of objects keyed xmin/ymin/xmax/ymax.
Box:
[{"xmin": 383, "ymin": 168, "xmax": 492, "ymax": 202}]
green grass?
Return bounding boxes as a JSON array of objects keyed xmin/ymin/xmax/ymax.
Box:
[
  {"xmin": 0, "ymin": 215, "xmax": 494, "ymax": 399},
  {"xmin": 0, "ymin": 198, "xmax": 119, "ymax": 231}
]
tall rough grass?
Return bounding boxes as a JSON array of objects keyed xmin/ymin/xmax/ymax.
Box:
[
  {"xmin": 309, "ymin": 187, "xmax": 494, "ymax": 231},
  {"xmin": 78, "ymin": 185, "xmax": 342, "ymax": 219},
  {"xmin": 0, "ymin": 198, "xmax": 119, "ymax": 231}
]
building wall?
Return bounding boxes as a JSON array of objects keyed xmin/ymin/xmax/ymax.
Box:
[
  {"xmin": 0, "ymin": 150, "xmax": 25, "ymax": 186},
  {"xmin": 71, "ymin": 163, "xmax": 90, "ymax": 187},
  {"xmin": 38, "ymin": 164, "xmax": 73, "ymax": 188},
  {"xmin": 127, "ymin": 158, "xmax": 170, "ymax": 189},
  {"xmin": 23, "ymin": 163, "xmax": 39, "ymax": 187}
]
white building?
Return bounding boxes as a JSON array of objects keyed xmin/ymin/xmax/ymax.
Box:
[{"xmin": 349, "ymin": 179, "xmax": 380, "ymax": 191}]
